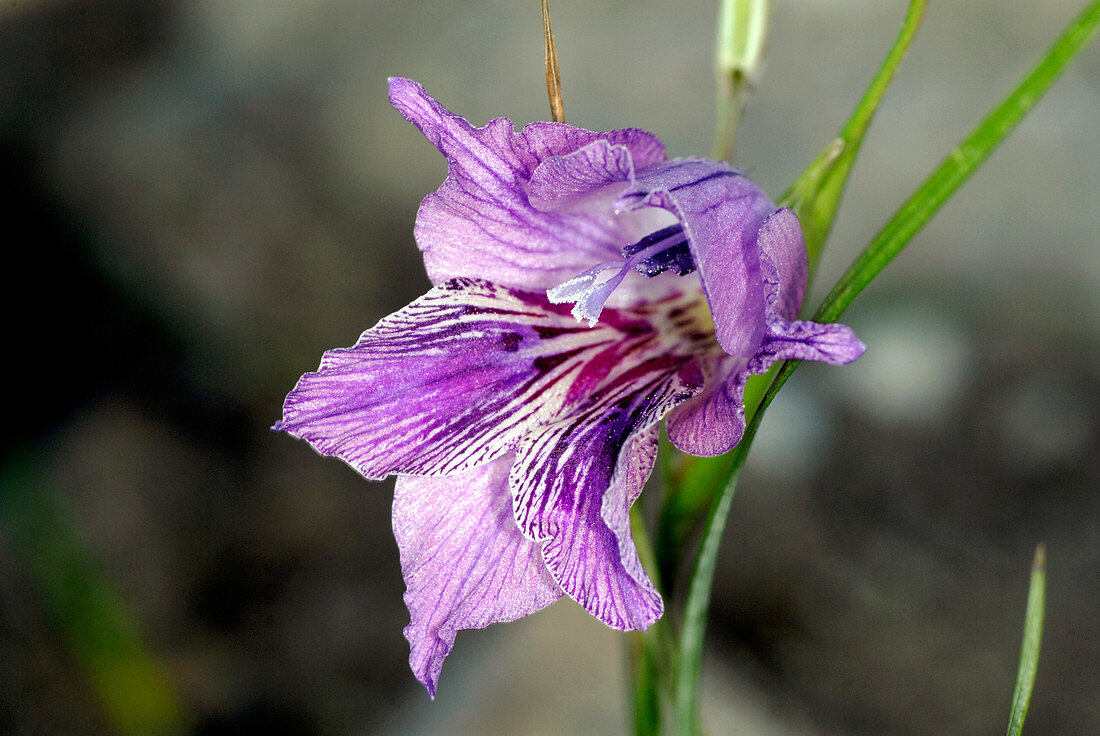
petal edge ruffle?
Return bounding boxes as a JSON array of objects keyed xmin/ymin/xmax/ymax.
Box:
[
  {"xmin": 389, "ymin": 77, "xmax": 666, "ymax": 290},
  {"xmin": 394, "ymin": 456, "xmax": 562, "ymax": 696},
  {"xmin": 665, "ymin": 354, "xmax": 752, "ymax": 457},
  {"xmin": 509, "ymin": 355, "xmax": 701, "ymax": 630}
]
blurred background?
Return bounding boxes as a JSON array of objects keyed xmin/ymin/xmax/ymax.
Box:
[{"xmin": 0, "ymin": 0, "xmax": 1097, "ymax": 734}]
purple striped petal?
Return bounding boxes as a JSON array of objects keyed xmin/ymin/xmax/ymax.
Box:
[
  {"xmin": 509, "ymin": 352, "xmax": 702, "ymax": 630},
  {"xmin": 388, "ymin": 77, "xmax": 665, "ymax": 291},
  {"xmin": 276, "ymin": 278, "xmax": 691, "ymax": 480},
  {"xmin": 751, "ymin": 320, "xmax": 867, "ymax": 372},
  {"xmin": 394, "ymin": 455, "xmax": 562, "ymax": 697},
  {"xmin": 526, "ymin": 138, "xmax": 636, "ymax": 212},
  {"xmin": 627, "ymin": 159, "xmax": 776, "ymax": 358},
  {"xmin": 277, "ymin": 279, "xmax": 543, "ymax": 478},
  {"xmin": 665, "ymin": 354, "xmax": 752, "ymax": 457}
]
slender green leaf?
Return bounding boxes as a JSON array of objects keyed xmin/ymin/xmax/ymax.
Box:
[
  {"xmin": 672, "ymin": 454, "xmax": 745, "ymax": 735},
  {"xmin": 782, "ymin": 0, "xmax": 927, "ymax": 271},
  {"xmin": 672, "ymin": 1, "xmax": 1100, "ymax": 731},
  {"xmin": 816, "ymin": 0, "xmax": 1100, "ymax": 325},
  {"xmin": 1006, "ymin": 544, "xmax": 1047, "ymax": 736},
  {"xmin": 658, "ymin": 0, "xmax": 928, "ymax": 591}
]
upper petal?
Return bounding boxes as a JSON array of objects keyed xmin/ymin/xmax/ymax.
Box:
[
  {"xmin": 388, "ymin": 77, "xmax": 666, "ymax": 290},
  {"xmin": 626, "ymin": 159, "xmax": 776, "ymax": 358},
  {"xmin": 394, "ymin": 455, "xmax": 562, "ymax": 697},
  {"xmin": 525, "ymin": 139, "xmax": 636, "ymax": 212}
]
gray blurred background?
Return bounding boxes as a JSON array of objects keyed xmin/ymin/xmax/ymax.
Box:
[{"xmin": 0, "ymin": 0, "xmax": 1097, "ymax": 734}]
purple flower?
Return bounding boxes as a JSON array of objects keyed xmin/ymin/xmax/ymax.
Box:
[{"xmin": 276, "ymin": 78, "xmax": 864, "ymax": 695}]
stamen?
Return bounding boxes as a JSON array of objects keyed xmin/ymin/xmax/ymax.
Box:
[
  {"xmin": 547, "ymin": 260, "xmax": 633, "ymax": 325},
  {"xmin": 547, "ymin": 223, "xmax": 697, "ymax": 325}
]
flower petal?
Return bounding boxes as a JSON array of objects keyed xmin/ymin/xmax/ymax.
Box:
[
  {"xmin": 394, "ymin": 455, "xmax": 562, "ymax": 697},
  {"xmin": 756, "ymin": 207, "xmax": 809, "ymax": 321},
  {"xmin": 665, "ymin": 355, "xmax": 751, "ymax": 457},
  {"xmin": 509, "ymin": 354, "xmax": 701, "ymax": 630},
  {"xmin": 388, "ymin": 77, "xmax": 665, "ymax": 290},
  {"xmin": 627, "ymin": 159, "xmax": 776, "ymax": 358},
  {"xmin": 276, "ymin": 278, "xmax": 686, "ymax": 481},
  {"xmin": 668, "ymin": 319, "xmax": 865, "ymax": 456},
  {"xmin": 751, "ymin": 320, "xmax": 867, "ymax": 371},
  {"xmin": 277, "ymin": 278, "xmax": 616, "ymax": 478},
  {"xmin": 526, "ymin": 139, "xmax": 635, "ymax": 212}
]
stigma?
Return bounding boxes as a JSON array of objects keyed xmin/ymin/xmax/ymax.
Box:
[{"xmin": 547, "ymin": 224, "xmax": 696, "ymax": 324}]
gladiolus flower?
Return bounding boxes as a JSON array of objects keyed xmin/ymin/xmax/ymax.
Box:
[{"xmin": 276, "ymin": 78, "xmax": 864, "ymax": 695}]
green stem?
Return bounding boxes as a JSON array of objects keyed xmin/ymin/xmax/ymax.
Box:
[
  {"xmin": 712, "ymin": 0, "xmax": 771, "ymax": 161},
  {"xmin": 629, "ymin": 630, "xmax": 662, "ymax": 736},
  {"xmin": 628, "ymin": 505, "xmax": 665, "ymax": 735},
  {"xmin": 712, "ymin": 78, "xmax": 746, "ymax": 163},
  {"xmin": 672, "ymin": 399, "xmax": 770, "ymax": 736},
  {"xmin": 671, "ymin": 1, "xmax": 1100, "ymax": 731}
]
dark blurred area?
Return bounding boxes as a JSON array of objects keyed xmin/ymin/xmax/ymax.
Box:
[{"xmin": 0, "ymin": 1, "xmax": 1096, "ymax": 735}]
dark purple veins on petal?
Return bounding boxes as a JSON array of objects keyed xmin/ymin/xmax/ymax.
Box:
[{"xmin": 665, "ymin": 168, "xmax": 738, "ymax": 192}]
